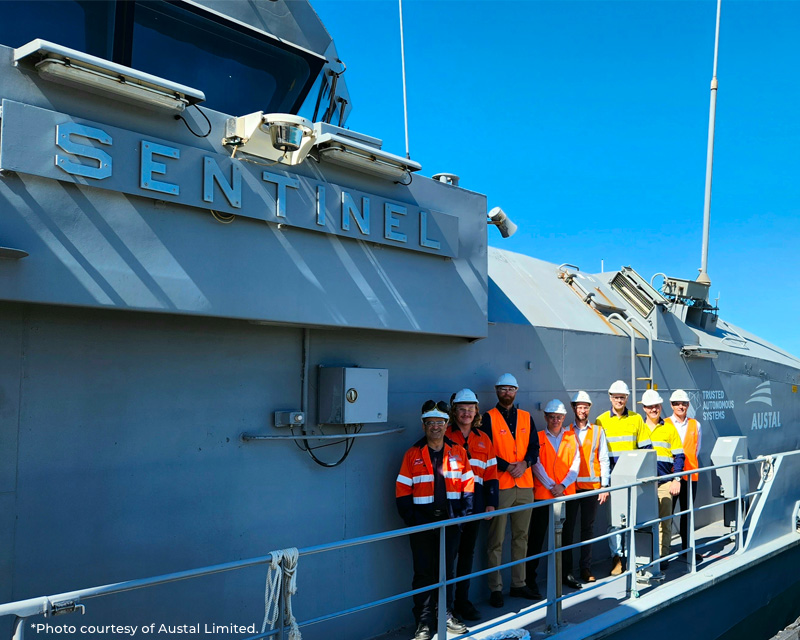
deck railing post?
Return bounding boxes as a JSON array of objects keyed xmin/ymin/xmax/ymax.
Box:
[
  {"xmin": 437, "ymin": 524, "xmax": 447, "ymax": 640},
  {"xmin": 688, "ymin": 474, "xmax": 697, "ymax": 573},
  {"xmin": 12, "ymin": 617, "xmax": 24, "ymax": 640},
  {"xmin": 278, "ymin": 560, "xmax": 286, "ymax": 640},
  {"xmin": 554, "ymin": 501, "xmax": 564, "ymax": 628},
  {"xmin": 626, "ymin": 486, "xmax": 637, "ymax": 596},
  {"xmin": 545, "ymin": 503, "xmax": 559, "ymax": 631},
  {"xmin": 735, "ymin": 461, "xmax": 744, "ymax": 553}
]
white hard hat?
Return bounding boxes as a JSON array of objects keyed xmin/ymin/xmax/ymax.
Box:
[
  {"xmin": 495, "ymin": 373, "xmax": 518, "ymax": 388},
  {"xmin": 421, "ymin": 408, "xmax": 449, "ymax": 420},
  {"xmin": 670, "ymin": 389, "xmax": 690, "ymax": 403},
  {"xmin": 543, "ymin": 399, "xmax": 567, "ymax": 415},
  {"xmin": 571, "ymin": 390, "xmax": 592, "ymax": 405},
  {"xmin": 421, "ymin": 400, "xmax": 449, "ymax": 421},
  {"xmin": 608, "ymin": 380, "xmax": 630, "ymax": 395},
  {"xmin": 641, "ymin": 389, "xmax": 664, "ymax": 406},
  {"xmin": 453, "ymin": 388, "xmax": 479, "ymax": 404}
]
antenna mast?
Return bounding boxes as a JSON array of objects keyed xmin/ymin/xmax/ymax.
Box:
[
  {"xmin": 698, "ymin": 0, "xmax": 722, "ymax": 285},
  {"xmin": 398, "ymin": 0, "xmax": 411, "ymax": 160}
]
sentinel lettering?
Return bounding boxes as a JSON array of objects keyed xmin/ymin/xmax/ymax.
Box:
[{"xmin": 51, "ymin": 124, "xmax": 445, "ymax": 253}]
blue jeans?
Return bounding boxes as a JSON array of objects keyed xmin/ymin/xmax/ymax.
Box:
[{"xmin": 607, "ymin": 525, "xmax": 623, "ymax": 557}]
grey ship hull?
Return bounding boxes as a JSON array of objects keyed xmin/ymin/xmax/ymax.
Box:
[{"xmin": 1, "ymin": 291, "xmax": 798, "ymax": 639}]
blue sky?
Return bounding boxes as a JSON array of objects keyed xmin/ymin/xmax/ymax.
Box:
[{"xmin": 312, "ymin": 1, "xmax": 800, "ymax": 357}]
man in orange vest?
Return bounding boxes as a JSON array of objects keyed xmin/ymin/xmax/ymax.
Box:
[
  {"xmin": 527, "ymin": 399, "xmax": 580, "ymax": 596},
  {"xmin": 482, "ymin": 373, "xmax": 540, "ymax": 608},
  {"xmin": 446, "ymin": 389, "xmax": 498, "ymax": 622},
  {"xmin": 665, "ymin": 389, "xmax": 703, "ymax": 563},
  {"xmin": 396, "ymin": 400, "xmax": 474, "ymax": 640},
  {"xmin": 562, "ymin": 391, "xmax": 609, "ymax": 586}
]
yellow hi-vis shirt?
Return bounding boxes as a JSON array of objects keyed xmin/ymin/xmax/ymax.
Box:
[
  {"xmin": 596, "ymin": 408, "xmax": 652, "ymax": 468},
  {"xmin": 649, "ymin": 420, "xmax": 685, "ymax": 481}
]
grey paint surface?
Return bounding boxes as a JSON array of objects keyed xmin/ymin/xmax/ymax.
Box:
[
  {"xmin": 2, "ymin": 299, "xmax": 798, "ymax": 638},
  {"xmin": 0, "ymin": 45, "xmax": 488, "ymax": 337},
  {"xmin": 0, "ymin": 99, "xmax": 460, "ymax": 257}
]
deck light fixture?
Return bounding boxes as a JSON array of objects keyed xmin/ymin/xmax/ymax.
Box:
[
  {"xmin": 312, "ymin": 123, "xmax": 421, "ymax": 181},
  {"xmin": 488, "ymin": 207, "xmax": 517, "ymax": 238},
  {"xmin": 224, "ymin": 113, "xmax": 315, "ymax": 166},
  {"xmin": 14, "ymin": 39, "xmax": 205, "ymax": 113},
  {"xmin": 680, "ymin": 346, "xmax": 719, "ymax": 359}
]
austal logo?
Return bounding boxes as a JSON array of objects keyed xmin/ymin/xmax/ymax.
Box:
[
  {"xmin": 746, "ymin": 381, "xmax": 772, "ymax": 407},
  {"xmin": 748, "ymin": 381, "xmax": 782, "ymax": 430}
]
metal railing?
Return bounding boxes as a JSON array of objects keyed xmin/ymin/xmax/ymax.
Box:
[{"xmin": 2, "ymin": 451, "xmax": 797, "ymax": 640}]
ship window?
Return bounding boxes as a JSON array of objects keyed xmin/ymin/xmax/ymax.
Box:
[
  {"xmin": 130, "ymin": 1, "xmax": 321, "ymax": 116},
  {"xmin": 0, "ymin": 1, "xmax": 114, "ymax": 58}
]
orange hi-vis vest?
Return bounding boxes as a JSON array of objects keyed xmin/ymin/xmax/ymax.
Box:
[
  {"xmin": 395, "ymin": 440, "xmax": 475, "ymax": 509},
  {"xmin": 533, "ymin": 429, "xmax": 578, "ymax": 500},
  {"xmin": 567, "ymin": 423, "xmax": 603, "ymax": 490},
  {"xmin": 666, "ymin": 417, "xmax": 699, "ymax": 481},
  {"xmin": 488, "ymin": 407, "xmax": 533, "ymax": 489},
  {"xmin": 445, "ymin": 427, "xmax": 498, "ymax": 488}
]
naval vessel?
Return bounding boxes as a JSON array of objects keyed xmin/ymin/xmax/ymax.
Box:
[{"xmin": 1, "ymin": 2, "xmax": 799, "ymax": 640}]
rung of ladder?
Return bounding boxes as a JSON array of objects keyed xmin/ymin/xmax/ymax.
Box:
[
  {"xmin": 636, "ymin": 377, "xmax": 652, "ymax": 381},
  {"xmin": 636, "ymin": 353, "xmax": 651, "ymax": 358}
]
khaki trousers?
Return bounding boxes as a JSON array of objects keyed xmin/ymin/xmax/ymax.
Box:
[
  {"xmin": 657, "ymin": 482, "xmax": 674, "ymax": 558},
  {"xmin": 487, "ymin": 485, "xmax": 534, "ymax": 591}
]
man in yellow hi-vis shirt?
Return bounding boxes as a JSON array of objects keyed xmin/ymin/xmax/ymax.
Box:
[{"xmin": 596, "ymin": 380, "xmax": 652, "ymax": 576}]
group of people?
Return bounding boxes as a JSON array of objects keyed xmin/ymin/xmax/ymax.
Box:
[{"xmin": 395, "ymin": 374, "xmax": 702, "ymax": 640}]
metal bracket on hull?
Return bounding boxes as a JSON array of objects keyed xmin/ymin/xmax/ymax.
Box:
[{"xmin": 240, "ymin": 426, "xmax": 404, "ymax": 441}]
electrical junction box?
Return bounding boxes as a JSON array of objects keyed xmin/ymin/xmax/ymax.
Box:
[{"xmin": 318, "ymin": 367, "xmax": 388, "ymax": 424}]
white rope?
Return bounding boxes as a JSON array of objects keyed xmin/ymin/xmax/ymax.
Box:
[
  {"xmin": 261, "ymin": 548, "xmax": 301, "ymax": 640},
  {"xmin": 481, "ymin": 630, "xmax": 530, "ymax": 640}
]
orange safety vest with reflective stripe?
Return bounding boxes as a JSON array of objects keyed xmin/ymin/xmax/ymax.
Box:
[
  {"xmin": 666, "ymin": 417, "xmax": 699, "ymax": 481},
  {"xmin": 395, "ymin": 438, "xmax": 474, "ymax": 526},
  {"xmin": 488, "ymin": 407, "xmax": 533, "ymax": 489},
  {"xmin": 566, "ymin": 423, "xmax": 602, "ymax": 490},
  {"xmin": 533, "ymin": 429, "xmax": 578, "ymax": 500},
  {"xmin": 445, "ymin": 426, "xmax": 498, "ymax": 511}
]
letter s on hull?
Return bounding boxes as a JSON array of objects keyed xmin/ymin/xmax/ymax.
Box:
[{"xmin": 55, "ymin": 123, "xmax": 112, "ymax": 180}]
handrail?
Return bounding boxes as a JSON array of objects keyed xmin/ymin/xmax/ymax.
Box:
[
  {"xmin": 607, "ymin": 312, "xmax": 654, "ymax": 406},
  {"xmin": 3, "ymin": 450, "xmax": 800, "ymax": 639},
  {"xmin": 607, "ymin": 313, "xmax": 637, "ymax": 405}
]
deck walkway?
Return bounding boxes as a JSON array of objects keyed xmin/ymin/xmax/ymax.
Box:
[{"xmin": 375, "ymin": 520, "xmax": 736, "ymax": 640}]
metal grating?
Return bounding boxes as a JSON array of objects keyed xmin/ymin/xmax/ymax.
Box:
[{"xmin": 610, "ymin": 272, "xmax": 655, "ymax": 316}]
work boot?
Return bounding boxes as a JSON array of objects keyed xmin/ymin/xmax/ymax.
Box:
[
  {"xmin": 581, "ymin": 568, "xmax": 596, "ymax": 583},
  {"xmin": 413, "ymin": 623, "xmax": 431, "ymax": 640},
  {"xmin": 510, "ymin": 584, "xmax": 543, "ymax": 600},
  {"xmin": 489, "ymin": 590, "xmax": 504, "ymax": 608},
  {"xmin": 563, "ymin": 573, "xmax": 582, "ymax": 589},
  {"xmin": 446, "ymin": 616, "xmax": 468, "ymax": 634},
  {"xmin": 453, "ymin": 600, "xmax": 481, "ymax": 621},
  {"xmin": 610, "ymin": 555, "xmax": 623, "ymax": 576}
]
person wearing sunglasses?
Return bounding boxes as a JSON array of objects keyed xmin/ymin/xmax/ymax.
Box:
[
  {"xmin": 482, "ymin": 373, "xmax": 541, "ymax": 607},
  {"xmin": 641, "ymin": 389, "xmax": 684, "ymax": 570},
  {"xmin": 396, "ymin": 400, "xmax": 474, "ymax": 640},
  {"xmin": 665, "ymin": 390, "xmax": 702, "ymax": 563}
]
